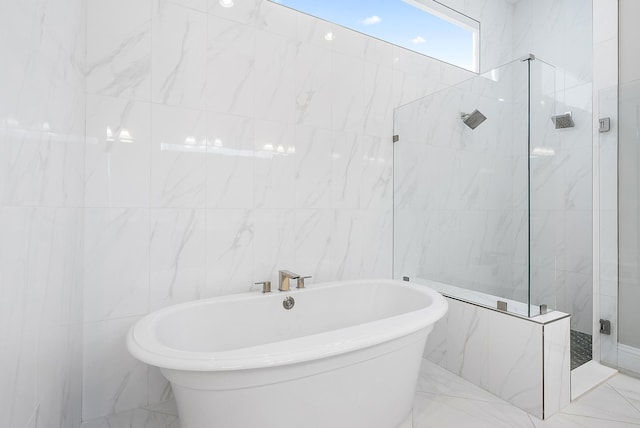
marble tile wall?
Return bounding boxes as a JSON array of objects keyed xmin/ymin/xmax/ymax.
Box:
[
  {"xmin": 394, "ymin": 0, "xmax": 593, "ymax": 329},
  {"xmin": 394, "ymin": 62, "xmax": 529, "ymax": 301},
  {"xmin": 81, "ymin": 0, "xmax": 517, "ymax": 421},
  {"xmin": 512, "ymin": 0, "xmax": 594, "ymax": 334},
  {"xmin": 423, "ymin": 297, "xmax": 571, "ymax": 419},
  {"xmin": 0, "ymin": 1, "xmax": 86, "ymax": 427}
]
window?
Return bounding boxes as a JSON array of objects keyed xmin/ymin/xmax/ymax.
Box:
[{"xmin": 271, "ymin": 0, "xmax": 479, "ymax": 72}]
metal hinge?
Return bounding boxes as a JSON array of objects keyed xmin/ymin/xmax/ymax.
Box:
[
  {"xmin": 600, "ymin": 319, "xmax": 611, "ymax": 335},
  {"xmin": 393, "ymin": 135, "xmax": 399, "ymax": 143}
]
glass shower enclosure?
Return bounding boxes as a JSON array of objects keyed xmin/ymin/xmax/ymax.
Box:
[{"xmin": 393, "ymin": 56, "xmax": 559, "ymax": 318}]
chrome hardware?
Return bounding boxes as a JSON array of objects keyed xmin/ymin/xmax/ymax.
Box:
[
  {"xmin": 539, "ymin": 304, "xmax": 548, "ymax": 315},
  {"xmin": 254, "ymin": 281, "xmax": 271, "ymax": 293},
  {"xmin": 297, "ymin": 276, "xmax": 312, "ymax": 289},
  {"xmin": 402, "ymin": 276, "xmax": 410, "ymax": 282},
  {"xmin": 599, "ymin": 117, "xmax": 611, "ymax": 132},
  {"xmin": 283, "ymin": 296, "xmax": 295, "ymax": 310},
  {"xmin": 278, "ymin": 270, "xmax": 300, "ymax": 291},
  {"xmin": 600, "ymin": 319, "xmax": 611, "ymax": 335},
  {"xmin": 497, "ymin": 300, "xmax": 508, "ymax": 311}
]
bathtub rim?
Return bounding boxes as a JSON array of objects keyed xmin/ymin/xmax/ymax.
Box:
[{"xmin": 127, "ymin": 279, "xmax": 448, "ymax": 372}]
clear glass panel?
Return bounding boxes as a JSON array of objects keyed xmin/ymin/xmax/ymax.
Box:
[
  {"xmin": 599, "ymin": 84, "xmax": 619, "ymax": 367},
  {"xmin": 616, "ymin": 80, "xmax": 640, "ymax": 373},
  {"xmin": 393, "ymin": 58, "xmax": 538, "ymax": 317},
  {"xmin": 528, "ymin": 59, "xmax": 559, "ymax": 315}
]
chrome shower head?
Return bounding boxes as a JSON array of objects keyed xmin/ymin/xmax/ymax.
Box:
[
  {"xmin": 551, "ymin": 112, "xmax": 575, "ymax": 129},
  {"xmin": 461, "ymin": 109, "xmax": 487, "ymax": 129}
]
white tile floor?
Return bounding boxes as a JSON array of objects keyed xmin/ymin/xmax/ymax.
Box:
[{"xmin": 82, "ymin": 360, "xmax": 640, "ymax": 428}]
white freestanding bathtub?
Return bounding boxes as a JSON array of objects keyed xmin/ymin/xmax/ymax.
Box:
[{"xmin": 127, "ymin": 279, "xmax": 447, "ymax": 428}]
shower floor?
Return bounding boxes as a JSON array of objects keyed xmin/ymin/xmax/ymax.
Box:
[{"xmin": 571, "ymin": 329, "xmax": 592, "ymax": 370}]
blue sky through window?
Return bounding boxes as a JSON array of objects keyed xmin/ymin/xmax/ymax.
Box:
[{"xmin": 273, "ymin": 0, "xmax": 476, "ymax": 71}]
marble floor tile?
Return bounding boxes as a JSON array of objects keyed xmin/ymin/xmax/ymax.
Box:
[
  {"xmin": 415, "ymin": 359, "xmax": 504, "ymax": 404},
  {"xmin": 80, "ymin": 408, "xmax": 179, "ymax": 428},
  {"xmin": 561, "ymin": 383, "xmax": 640, "ymax": 424},
  {"xmin": 144, "ymin": 400, "xmax": 178, "ymax": 416},
  {"xmin": 608, "ymin": 374, "xmax": 640, "ymax": 411},
  {"xmin": 531, "ymin": 413, "xmax": 640, "ymax": 428},
  {"xmin": 90, "ymin": 360, "xmax": 640, "ymax": 428},
  {"xmin": 412, "ymin": 392, "xmax": 536, "ymax": 428}
]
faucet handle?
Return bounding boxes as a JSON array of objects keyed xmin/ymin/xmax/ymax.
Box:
[
  {"xmin": 254, "ymin": 281, "xmax": 272, "ymax": 293},
  {"xmin": 297, "ymin": 276, "xmax": 312, "ymax": 289}
]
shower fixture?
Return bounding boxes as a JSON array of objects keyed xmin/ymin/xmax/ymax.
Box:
[
  {"xmin": 551, "ymin": 112, "xmax": 575, "ymax": 129},
  {"xmin": 461, "ymin": 109, "xmax": 487, "ymax": 129}
]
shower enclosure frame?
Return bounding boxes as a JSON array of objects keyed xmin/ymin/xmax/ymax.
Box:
[{"xmin": 392, "ymin": 54, "xmax": 564, "ymax": 320}]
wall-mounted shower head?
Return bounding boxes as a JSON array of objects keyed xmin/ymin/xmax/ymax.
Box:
[
  {"xmin": 461, "ymin": 110, "xmax": 487, "ymax": 129},
  {"xmin": 551, "ymin": 112, "xmax": 575, "ymax": 129}
]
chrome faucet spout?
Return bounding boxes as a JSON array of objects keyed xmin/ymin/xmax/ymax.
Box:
[{"xmin": 278, "ymin": 270, "xmax": 300, "ymax": 291}]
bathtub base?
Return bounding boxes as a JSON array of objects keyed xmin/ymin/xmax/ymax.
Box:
[{"xmin": 164, "ymin": 330, "xmax": 429, "ymax": 428}]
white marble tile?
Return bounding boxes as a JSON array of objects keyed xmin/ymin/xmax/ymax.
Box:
[
  {"xmin": 207, "ymin": 16, "xmax": 255, "ymax": 116},
  {"xmin": 294, "ymin": 42, "xmax": 332, "ymax": 128},
  {"xmin": 253, "ymin": 120, "xmax": 295, "ymax": 209},
  {"xmin": 256, "ymin": 0, "xmax": 298, "ymax": 39},
  {"xmin": 84, "ymin": 208, "xmax": 150, "ymax": 322},
  {"xmin": 147, "ymin": 367, "xmax": 174, "ymax": 408},
  {"xmin": 152, "ymin": 1, "xmax": 207, "ymax": 109},
  {"xmin": 487, "ymin": 311, "xmax": 543, "ymax": 417},
  {"xmin": 293, "ymin": 209, "xmax": 334, "ymax": 283},
  {"xmin": 571, "ymin": 361, "xmax": 617, "ymax": 401},
  {"xmin": 565, "ymin": 271, "xmax": 592, "ymax": 334},
  {"xmin": 331, "ymin": 52, "xmax": 365, "ymax": 133},
  {"xmin": 363, "ymin": 63, "xmax": 394, "ymax": 138},
  {"xmin": 412, "ymin": 392, "xmax": 535, "ymax": 428},
  {"xmin": 562, "ymin": 383, "xmax": 640, "ymax": 424},
  {"xmin": 544, "ymin": 318, "xmax": 571, "ymax": 417},
  {"xmin": 359, "ymin": 209, "xmax": 393, "ymax": 278},
  {"xmin": 416, "ymin": 359, "xmax": 504, "ymax": 404},
  {"xmin": 206, "ymin": 113, "xmax": 254, "ymax": 208},
  {"xmin": 531, "ymin": 413, "xmax": 640, "ymax": 428},
  {"xmin": 361, "ymin": 136, "xmax": 392, "ymax": 210},
  {"xmin": 145, "ymin": 399, "xmax": 179, "ymax": 416},
  {"xmin": 81, "ymin": 408, "xmax": 179, "ymax": 428},
  {"xmin": 149, "ymin": 209, "xmax": 206, "ymax": 310},
  {"xmin": 82, "ymin": 317, "xmax": 148, "ymax": 420},
  {"xmin": 150, "ymin": 104, "xmax": 207, "ymax": 208},
  {"xmin": 205, "ymin": 209, "xmax": 254, "ymax": 296},
  {"xmin": 331, "ymin": 131, "xmax": 363, "ymax": 209},
  {"xmin": 0, "ymin": 210, "xmax": 83, "ymax": 428},
  {"xmin": 331, "ymin": 209, "xmax": 364, "ymax": 280},
  {"xmin": 295, "ymin": 9, "xmax": 335, "ymax": 47},
  {"xmin": 563, "ymin": 211, "xmax": 593, "ymax": 275},
  {"xmin": 295, "ymin": 125, "xmax": 331, "ymax": 209},
  {"xmin": 0, "ymin": 126, "xmax": 85, "ymax": 207},
  {"xmin": 593, "ymin": 0, "xmax": 618, "ymax": 44},
  {"xmin": 331, "ymin": 209, "xmax": 392, "ymax": 280},
  {"xmin": 169, "ymin": 0, "xmax": 207, "ymax": 12},
  {"xmin": 445, "ymin": 299, "xmax": 489, "ymax": 389},
  {"xmin": 254, "ymin": 30, "xmax": 297, "ymax": 122},
  {"xmin": 86, "ymin": 0, "xmax": 152, "ymax": 100},
  {"xmin": 594, "ymin": 38, "xmax": 619, "ymax": 90},
  {"xmin": 208, "ymin": 0, "xmax": 260, "ymax": 25},
  {"xmin": 0, "ymin": 0, "xmax": 85, "ymax": 134},
  {"xmin": 253, "ymin": 208, "xmax": 295, "ymax": 283},
  {"xmin": 608, "ymin": 374, "xmax": 640, "ymax": 411},
  {"xmin": 85, "ymin": 95, "xmax": 151, "ymax": 207},
  {"xmin": 423, "ymin": 311, "xmax": 448, "ymax": 366}
]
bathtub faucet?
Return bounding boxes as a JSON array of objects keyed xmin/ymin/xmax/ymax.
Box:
[{"xmin": 278, "ymin": 270, "xmax": 300, "ymax": 291}]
